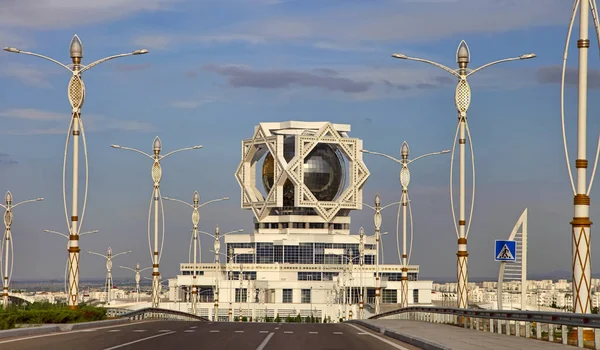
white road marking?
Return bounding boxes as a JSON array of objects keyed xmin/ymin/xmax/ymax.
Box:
[
  {"xmin": 81, "ymin": 329, "xmax": 96, "ymax": 332},
  {"xmin": 158, "ymin": 330, "xmax": 171, "ymax": 332},
  {"xmin": 235, "ymin": 330, "xmax": 244, "ymax": 333},
  {"xmin": 256, "ymin": 332, "xmax": 275, "ymax": 350},
  {"xmin": 309, "ymin": 331, "xmax": 318, "ymax": 334},
  {"xmin": 284, "ymin": 331, "xmax": 294, "ymax": 334},
  {"xmin": 108, "ymin": 330, "xmax": 121, "ymax": 333},
  {"xmin": 259, "ymin": 330, "xmax": 269, "ymax": 334},
  {"xmin": 0, "ymin": 321, "xmax": 155, "ymax": 344},
  {"xmin": 190, "ymin": 326, "xmax": 197, "ymax": 329},
  {"xmin": 184, "ymin": 330, "xmax": 195, "ymax": 333},
  {"xmin": 210, "ymin": 330, "xmax": 220, "ymax": 333},
  {"xmin": 346, "ymin": 324, "xmax": 412, "ymax": 350},
  {"xmin": 133, "ymin": 330, "xmax": 146, "ymax": 332},
  {"xmin": 357, "ymin": 332, "xmax": 367, "ymax": 335},
  {"xmin": 274, "ymin": 327, "xmax": 279, "ymax": 330},
  {"xmin": 102, "ymin": 331, "xmax": 177, "ymax": 350},
  {"xmin": 333, "ymin": 332, "xmax": 343, "ymax": 335}
]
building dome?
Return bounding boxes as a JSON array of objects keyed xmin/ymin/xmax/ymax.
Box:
[{"xmin": 263, "ymin": 139, "xmax": 345, "ymax": 203}]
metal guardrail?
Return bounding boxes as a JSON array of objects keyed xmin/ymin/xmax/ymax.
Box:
[
  {"xmin": 370, "ymin": 306, "xmax": 600, "ymax": 348},
  {"xmin": 108, "ymin": 307, "xmax": 209, "ymax": 321}
]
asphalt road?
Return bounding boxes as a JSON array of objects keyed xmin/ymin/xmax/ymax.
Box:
[{"xmin": 0, "ymin": 321, "xmax": 421, "ymax": 350}]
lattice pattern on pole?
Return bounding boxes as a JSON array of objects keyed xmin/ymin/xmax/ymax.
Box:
[
  {"xmin": 457, "ymin": 255, "xmax": 468, "ymax": 308},
  {"xmin": 573, "ymin": 225, "xmax": 592, "ymax": 313}
]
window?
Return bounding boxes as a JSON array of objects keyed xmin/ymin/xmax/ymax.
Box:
[
  {"xmin": 282, "ymin": 289, "xmax": 293, "ymax": 303},
  {"xmin": 274, "ymin": 246, "xmax": 284, "ymax": 263},
  {"xmin": 413, "ymin": 289, "xmax": 419, "ymax": 303},
  {"xmin": 284, "ymin": 246, "xmax": 299, "ymax": 264},
  {"xmin": 301, "ymin": 289, "xmax": 311, "ymax": 304},
  {"xmin": 235, "ymin": 288, "xmax": 247, "ymax": 302},
  {"xmin": 256, "ymin": 243, "xmax": 274, "ymax": 264},
  {"xmin": 382, "ymin": 289, "xmax": 397, "ymax": 304},
  {"xmin": 298, "ymin": 272, "xmax": 321, "ymax": 281}
]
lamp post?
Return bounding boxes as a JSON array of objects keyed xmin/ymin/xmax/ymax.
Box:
[
  {"xmin": 363, "ymin": 196, "xmax": 400, "ymax": 314},
  {"xmin": 363, "ymin": 142, "xmax": 449, "ymax": 308},
  {"xmin": 561, "ymin": 0, "xmax": 600, "ymax": 316},
  {"xmin": 4, "ymin": 37, "xmax": 147, "ymax": 309},
  {"xmin": 111, "ymin": 138, "xmax": 202, "ymax": 308},
  {"xmin": 391, "ymin": 43, "xmax": 535, "ymax": 310},
  {"xmin": 201, "ymin": 227, "xmax": 243, "ymax": 321},
  {"xmin": 163, "ymin": 193, "xmax": 229, "ymax": 315},
  {"xmin": 88, "ymin": 247, "xmax": 131, "ymax": 306},
  {"xmin": 119, "ymin": 263, "xmax": 151, "ymax": 302},
  {"xmin": 0, "ymin": 192, "xmax": 43, "ymax": 308},
  {"xmin": 212, "ymin": 247, "xmax": 242, "ymax": 321}
]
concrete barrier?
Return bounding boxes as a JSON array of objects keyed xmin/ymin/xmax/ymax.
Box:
[
  {"xmin": 0, "ymin": 325, "xmax": 61, "ymax": 339},
  {"xmin": 347, "ymin": 320, "xmax": 451, "ymax": 350},
  {"xmin": 59, "ymin": 318, "xmax": 131, "ymax": 331}
]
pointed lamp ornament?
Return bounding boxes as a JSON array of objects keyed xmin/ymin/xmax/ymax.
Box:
[
  {"xmin": 193, "ymin": 191, "xmax": 199, "ymax": 204},
  {"xmin": 69, "ymin": 35, "xmax": 83, "ymax": 63},
  {"xmin": 5, "ymin": 191, "xmax": 12, "ymax": 205},
  {"xmin": 401, "ymin": 141, "xmax": 409, "ymax": 159},
  {"xmin": 456, "ymin": 40, "xmax": 470, "ymax": 65},
  {"xmin": 153, "ymin": 136, "xmax": 162, "ymax": 154}
]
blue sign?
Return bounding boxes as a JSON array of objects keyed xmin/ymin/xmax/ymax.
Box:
[{"xmin": 494, "ymin": 240, "xmax": 516, "ymax": 262}]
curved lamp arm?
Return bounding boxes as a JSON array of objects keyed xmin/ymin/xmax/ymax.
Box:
[
  {"xmin": 139, "ymin": 266, "xmax": 152, "ymax": 273},
  {"xmin": 112, "ymin": 250, "xmax": 132, "ymax": 258},
  {"xmin": 408, "ymin": 150, "xmax": 450, "ymax": 164},
  {"xmin": 88, "ymin": 251, "xmax": 108, "ymax": 259},
  {"xmin": 381, "ymin": 201, "xmax": 402, "ymax": 211},
  {"xmin": 160, "ymin": 146, "xmax": 203, "ymax": 160},
  {"xmin": 3, "ymin": 48, "xmax": 72, "ymax": 72},
  {"xmin": 80, "ymin": 50, "xmax": 148, "ymax": 74},
  {"xmin": 392, "ymin": 54, "xmax": 460, "ymax": 78},
  {"xmin": 110, "ymin": 145, "xmax": 154, "ymax": 160},
  {"xmin": 43, "ymin": 229, "xmax": 69, "ymax": 239},
  {"xmin": 119, "ymin": 266, "xmax": 136, "ymax": 273},
  {"xmin": 81, "ymin": 230, "xmax": 100, "ymax": 236},
  {"xmin": 162, "ymin": 197, "xmax": 194, "ymax": 209},
  {"xmin": 199, "ymin": 230, "xmax": 216, "ymax": 239},
  {"xmin": 466, "ymin": 54, "xmax": 535, "ymax": 78},
  {"xmin": 12, "ymin": 198, "xmax": 44, "ymax": 209},
  {"xmin": 198, "ymin": 197, "xmax": 230, "ymax": 208},
  {"xmin": 361, "ymin": 150, "xmax": 402, "ymax": 164}
]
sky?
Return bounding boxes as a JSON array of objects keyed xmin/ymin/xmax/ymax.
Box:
[{"xmin": 0, "ymin": 0, "xmax": 599, "ymax": 283}]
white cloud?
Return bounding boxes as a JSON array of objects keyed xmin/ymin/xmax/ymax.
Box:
[
  {"xmin": 0, "ymin": 64, "xmax": 53, "ymax": 88},
  {"xmin": 0, "ymin": 108, "xmax": 154, "ymax": 134},
  {"xmin": 171, "ymin": 97, "xmax": 217, "ymax": 109},
  {"xmin": 132, "ymin": 33, "xmax": 265, "ymax": 50}
]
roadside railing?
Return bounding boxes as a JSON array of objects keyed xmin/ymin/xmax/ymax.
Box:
[
  {"xmin": 109, "ymin": 307, "xmax": 209, "ymax": 322},
  {"xmin": 370, "ymin": 306, "xmax": 600, "ymax": 349}
]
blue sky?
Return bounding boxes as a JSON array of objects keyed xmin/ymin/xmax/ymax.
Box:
[{"xmin": 0, "ymin": 0, "xmax": 598, "ymax": 282}]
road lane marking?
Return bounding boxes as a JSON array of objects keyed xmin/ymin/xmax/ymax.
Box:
[
  {"xmin": 184, "ymin": 330, "xmax": 195, "ymax": 333},
  {"xmin": 284, "ymin": 331, "xmax": 293, "ymax": 334},
  {"xmin": 158, "ymin": 330, "xmax": 171, "ymax": 332},
  {"xmin": 81, "ymin": 329, "xmax": 96, "ymax": 332},
  {"xmin": 235, "ymin": 330, "xmax": 244, "ymax": 333},
  {"xmin": 210, "ymin": 330, "xmax": 220, "ymax": 333},
  {"xmin": 256, "ymin": 332, "xmax": 274, "ymax": 350},
  {"xmin": 346, "ymin": 324, "xmax": 411, "ymax": 350},
  {"xmin": 274, "ymin": 327, "xmax": 279, "ymax": 330},
  {"xmin": 103, "ymin": 331, "xmax": 177, "ymax": 350},
  {"xmin": 357, "ymin": 332, "xmax": 367, "ymax": 335},
  {"xmin": 309, "ymin": 332, "xmax": 318, "ymax": 334},
  {"xmin": 190, "ymin": 326, "xmax": 197, "ymax": 329},
  {"xmin": 133, "ymin": 330, "xmax": 146, "ymax": 332},
  {"xmin": 333, "ymin": 332, "xmax": 343, "ymax": 335},
  {"xmin": 259, "ymin": 331, "xmax": 269, "ymax": 334},
  {"xmin": 108, "ymin": 330, "xmax": 121, "ymax": 333},
  {"xmin": 0, "ymin": 321, "xmax": 156, "ymax": 345}
]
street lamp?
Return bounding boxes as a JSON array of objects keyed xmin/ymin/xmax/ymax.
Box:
[
  {"xmin": 363, "ymin": 195, "xmax": 400, "ymax": 314},
  {"xmin": 88, "ymin": 247, "xmax": 131, "ymax": 306},
  {"xmin": 163, "ymin": 192, "xmax": 229, "ymax": 315},
  {"xmin": 4, "ymin": 36, "xmax": 147, "ymax": 309},
  {"xmin": 0, "ymin": 192, "xmax": 43, "ymax": 308},
  {"xmin": 199, "ymin": 226, "xmax": 243, "ymax": 320},
  {"xmin": 560, "ymin": 0, "xmax": 600, "ymax": 315},
  {"xmin": 43, "ymin": 229, "xmax": 99, "ymax": 297},
  {"xmin": 111, "ymin": 137, "xmax": 202, "ymax": 308},
  {"xmin": 336, "ymin": 228, "xmax": 366, "ymax": 319},
  {"xmin": 211, "ymin": 247, "xmax": 243, "ymax": 321},
  {"xmin": 391, "ymin": 45, "xmax": 535, "ymax": 309},
  {"xmin": 363, "ymin": 142, "xmax": 449, "ymax": 308},
  {"xmin": 119, "ymin": 263, "xmax": 151, "ymax": 302}
]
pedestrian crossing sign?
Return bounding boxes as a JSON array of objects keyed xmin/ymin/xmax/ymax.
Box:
[{"xmin": 494, "ymin": 240, "xmax": 516, "ymax": 262}]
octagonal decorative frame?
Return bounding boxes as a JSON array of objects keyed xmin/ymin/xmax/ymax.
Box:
[{"xmin": 235, "ymin": 122, "xmax": 370, "ymax": 222}]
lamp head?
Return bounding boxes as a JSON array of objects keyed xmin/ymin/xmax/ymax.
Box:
[
  {"xmin": 153, "ymin": 136, "xmax": 162, "ymax": 154},
  {"xmin": 401, "ymin": 141, "xmax": 409, "ymax": 159},
  {"xmin": 132, "ymin": 49, "xmax": 149, "ymax": 55},
  {"xmin": 392, "ymin": 53, "xmax": 408, "ymax": 59},
  {"xmin": 111, "ymin": 144, "xmax": 121, "ymax": 149},
  {"xmin": 107, "ymin": 247, "xmax": 112, "ymax": 256},
  {"xmin": 5, "ymin": 191, "xmax": 11, "ymax": 205},
  {"xmin": 456, "ymin": 40, "xmax": 470, "ymax": 65},
  {"xmin": 136, "ymin": 262, "xmax": 140, "ymax": 270},
  {"xmin": 193, "ymin": 190, "xmax": 199, "ymax": 204},
  {"xmin": 374, "ymin": 194, "xmax": 380, "ymax": 206},
  {"xmin": 69, "ymin": 35, "xmax": 83, "ymax": 64},
  {"xmin": 359, "ymin": 227, "xmax": 364, "ymax": 237},
  {"xmin": 519, "ymin": 53, "xmax": 536, "ymax": 60},
  {"xmin": 3, "ymin": 47, "xmax": 21, "ymax": 53},
  {"xmin": 441, "ymin": 149, "xmax": 451, "ymax": 154},
  {"xmin": 192, "ymin": 145, "xmax": 203, "ymax": 149},
  {"xmin": 215, "ymin": 225, "xmax": 220, "ymax": 235}
]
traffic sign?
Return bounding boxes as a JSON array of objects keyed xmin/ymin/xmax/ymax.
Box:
[{"xmin": 495, "ymin": 240, "xmax": 516, "ymax": 262}]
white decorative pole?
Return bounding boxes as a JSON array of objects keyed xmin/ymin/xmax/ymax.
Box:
[
  {"xmin": 214, "ymin": 226, "xmax": 220, "ymax": 321},
  {"xmin": 120, "ymin": 263, "xmax": 151, "ymax": 302},
  {"xmin": 1, "ymin": 192, "xmax": 43, "ymax": 308},
  {"xmin": 390, "ymin": 46, "xmax": 535, "ymax": 309},
  {"xmin": 112, "ymin": 138, "xmax": 202, "ymax": 308},
  {"xmin": 163, "ymin": 193, "xmax": 229, "ymax": 315},
  {"xmin": 88, "ymin": 247, "xmax": 131, "ymax": 305},
  {"xmin": 4, "ymin": 37, "xmax": 147, "ymax": 309},
  {"xmin": 359, "ymin": 227, "xmax": 364, "ymax": 319},
  {"xmin": 229, "ymin": 247, "xmax": 234, "ymax": 321},
  {"xmin": 561, "ymin": 0, "xmax": 600, "ymax": 317},
  {"xmin": 348, "ymin": 248, "xmax": 353, "ymax": 320},
  {"xmin": 363, "ymin": 142, "xmax": 449, "ymax": 308}
]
